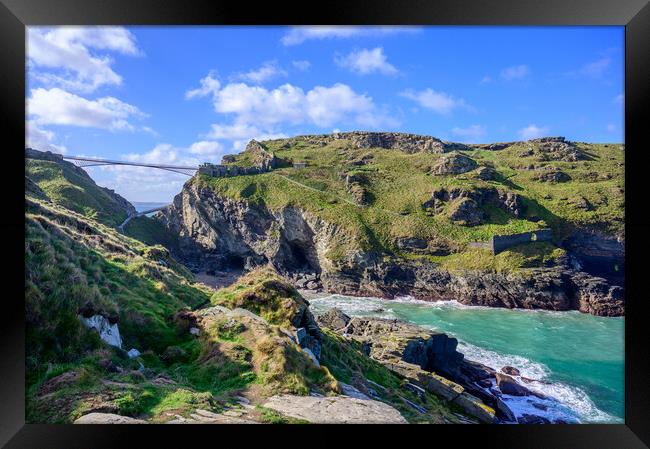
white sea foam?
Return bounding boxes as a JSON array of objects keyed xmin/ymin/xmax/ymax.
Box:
[
  {"xmin": 458, "ymin": 341, "xmax": 619, "ymax": 423},
  {"xmin": 309, "ymin": 293, "xmax": 621, "ymax": 423}
]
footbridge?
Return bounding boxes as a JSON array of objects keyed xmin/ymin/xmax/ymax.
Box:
[
  {"xmin": 62, "ymin": 155, "xmax": 199, "ymax": 176},
  {"xmin": 117, "ymin": 205, "xmax": 169, "ymax": 233}
]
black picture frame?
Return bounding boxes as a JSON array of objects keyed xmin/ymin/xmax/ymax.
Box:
[{"xmin": 3, "ymin": 0, "xmax": 649, "ymax": 447}]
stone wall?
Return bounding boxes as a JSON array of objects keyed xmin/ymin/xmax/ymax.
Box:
[{"xmin": 491, "ymin": 229, "xmax": 552, "ymax": 254}]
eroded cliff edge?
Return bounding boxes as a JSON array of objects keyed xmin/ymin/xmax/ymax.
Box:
[{"xmin": 157, "ymin": 179, "xmax": 623, "ymax": 317}]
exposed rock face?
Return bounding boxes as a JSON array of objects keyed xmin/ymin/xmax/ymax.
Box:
[
  {"xmin": 344, "ymin": 172, "xmax": 370, "ymax": 206},
  {"xmin": 341, "ymin": 316, "xmax": 465, "ymax": 376},
  {"xmin": 262, "ymin": 394, "xmax": 408, "ymax": 424},
  {"xmin": 245, "ymin": 139, "xmax": 281, "ymax": 171},
  {"xmin": 267, "ymin": 131, "xmax": 470, "ymax": 154},
  {"xmin": 431, "ymin": 153, "xmax": 478, "ymax": 175},
  {"xmin": 475, "ymin": 166, "xmax": 499, "ymax": 180},
  {"xmin": 423, "ymin": 186, "xmax": 524, "ymax": 225},
  {"xmin": 316, "ymin": 308, "xmax": 351, "ymax": 331},
  {"xmin": 562, "ymin": 229, "xmax": 624, "ymax": 286},
  {"xmin": 447, "ymin": 197, "xmax": 485, "ymax": 226},
  {"xmin": 533, "ymin": 169, "xmax": 571, "ymax": 183},
  {"xmin": 528, "ymin": 137, "xmax": 584, "ymax": 162},
  {"xmin": 157, "ymin": 181, "xmax": 624, "ymax": 316},
  {"xmin": 322, "ymin": 261, "xmax": 624, "ymax": 317}
]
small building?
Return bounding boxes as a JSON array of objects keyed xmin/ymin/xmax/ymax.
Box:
[{"xmin": 293, "ymin": 161, "xmax": 307, "ymax": 169}]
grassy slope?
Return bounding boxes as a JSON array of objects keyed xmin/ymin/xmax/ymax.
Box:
[
  {"xmin": 25, "ymin": 156, "xmax": 131, "ymax": 227},
  {"xmin": 198, "ymin": 137, "xmax": 623, "ymax": 271},
  {"xmin": 123, "ymin": 215, "xmax": 180, "ymax": 252},
  {"xmin": 25, "ymin": 199, "xmax": 464, "ymax": 423}
]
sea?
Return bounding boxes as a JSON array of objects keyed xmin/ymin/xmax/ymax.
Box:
[{"xmin": 306, "ymin": 293, "xmax": 624, "ymax": 423}]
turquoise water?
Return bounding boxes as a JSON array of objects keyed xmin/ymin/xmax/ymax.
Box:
[{"xmin": 307, "ymin": 294, "xmax": 624, "ymax": 423}]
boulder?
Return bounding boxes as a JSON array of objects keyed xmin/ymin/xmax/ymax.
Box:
[
  {"xmin": 496, "ymin": 373, "xmax": 533, "ymax": 396},
  {"xmin": 475, "ymin": 166, "xmax": 498, "ymax": 181},
  {"xmin": 74, "ymin": 413, "xmax": 147, "ymax": 424},
  {"xmin": 262, "ymin": 394, "xmax": 408, "ymax": 424},
  {"xmin": 501, "ymin": 366, "xmax": 521, "ymax": 376},
  {"xmin": 316, "ymin": 308, "xmax": 351, "ymax": 331}
]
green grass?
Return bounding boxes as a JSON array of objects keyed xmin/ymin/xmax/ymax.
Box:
[
  {"xmin": 124, "ymin": 216, "xmax": 180, "ymax": 251},
  {"xmin": 197, "ymin": 137, "xmax": 623, "ymax": 271},
  {"xmin": 25, "ymin": 155, "xmax": 132, "ymax": 226}
]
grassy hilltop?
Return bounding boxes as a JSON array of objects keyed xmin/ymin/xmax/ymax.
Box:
[
  {"xmin": 197, "ymin": 134, "xmax": 624, "ymax": 272},
  {"xmin": 25, "ymin": 149, "xmax": 135, "ymax": 227}
]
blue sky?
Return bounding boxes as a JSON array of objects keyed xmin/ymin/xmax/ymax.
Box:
[{"xmin": 26, "ymin": 26, "xmax": 624, "ymax": 202}]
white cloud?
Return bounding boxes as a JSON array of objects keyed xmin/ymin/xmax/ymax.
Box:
[
  {"xmin": 614, "ymin": 94, "xmax": 624, "ymax": 105},
  {"xmin": 500, "ymin": 65, "xmax": 530, "ymax": 81},
  {"xmin": 451, "ymin": 124, "xmax": 487, "ymax": 143},
  {"xmin": 28, "ymin": 87, "xmax": 145, "ymax": 131},
  {"xmin": 335, "ymin": 47, "xmax": 398, "ymax": 76},
  {"xmin": 28, "ymin": 26, "xmax": 140, "ymax": 93},
  {"xmin": 606, "ymin": 123, "xmax": 617, "ymax": 133},
  {"xmin": 518, "ymin": 124, "xmax": 549, "ymax": 140},
  {"xmin": 234, "ymin": 61, "xmax": 287, "ymax": 84},
  {"xmin": 281, "ymin": 26, "xmax": 419, "ymax": 46},
  {"xmin": 187, "ymin": 140, "xmax": 224, "ymax": 156},
  {"xmin": 26, "ymin": 120, "xmax": 67, "ymax": 154},
  {"xmin": 479, "ymin": 76, "xmax": 492, "ymax": 84},
  {"xmin": 185, "ymin": 71, "xmax": 221, "ymax": 99},
  {"xmin": 188, "ymin": 74, "xmax": 398, "ymax": 153},
  {"xmin": 400, "ymin": 88, "xmax": 471, "ymax": 115},
  {"xmin": 188, "ymin": 75, "xmax": 396, "ymax": 129},
  {"xmin": 292, "ymin": 60, "xmax": 311, "ymax": 71},
  {"xmin": 207, "ymin": 123, "xmax": 263, "ymax": 140}
]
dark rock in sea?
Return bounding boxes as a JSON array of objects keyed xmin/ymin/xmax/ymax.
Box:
[
  {"xmin": 518, "ymin": 414, "xmax": 551, "ymax": 424},
  {"xmin": 496, "ymin": 397, "xmax": 517, "ymax": 422},
  {"xmin": 501, "ymin": 366, "xmax": 521, "ymax": 376},
  {"xmin": 496, "ymin": 373, "xmax": 533, "ymax": 396}
]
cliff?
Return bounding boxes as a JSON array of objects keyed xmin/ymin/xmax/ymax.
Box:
[{"xmin": 157, "ymin": 133, "xmax": 624, "ymax": 316}]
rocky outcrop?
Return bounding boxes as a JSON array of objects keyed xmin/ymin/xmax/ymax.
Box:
[
  {"xmin": 322, "ymin": 261, "xmax": 624, "ymax": 317},
  {"xmin": 431, "ymin": 153, "xmax": 478, "ymax": 175},
  {"xmin": 527, "ymin": 137, "xmax": 585, "ymax": 162},
  {"xmin": 262, "ymin": 394, "xmax": 408, "ymax": 424},
  {"xmin": 266, "ymin": 131, "xmax": 470, "ymax": 154},
  {"xmin": 344, "ymin": 172, "xmax": 371, "ymax": 206},
  {"xmin": 423, "ymin": 186, "xmax": 524, "ymax": 226},
  {"xmin": 533, "ymin": 169, "xmax": 571, "ymax": 183}
]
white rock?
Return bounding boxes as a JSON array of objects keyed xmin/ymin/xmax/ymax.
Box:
[
  {"xmin": 339, "ymin": 382, "xmax": 370, "ymax": 400},
  {"xmin": 189, "ymin": 327, "xmax": 200, "ymax": 335},
  {"xmin": 79, "ymin": 315, "xmax": 122, "ymax": 348},
  {"xmin": 74, "ymin": 413, "xmax": 146, "ymax": 424},
  {"xmin": 263, "ymin": 394, "xmax": 408, "ymax": 424},
  {"xmin": 302, "ymin": 348, "xmax": 320, "ymax": 367},
  {"xmin": 127, "ymin": 348, "xmax": 141, "ymax": 358}
]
